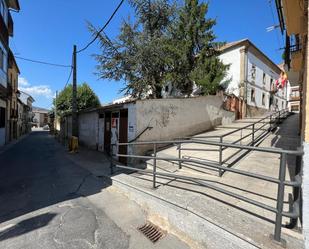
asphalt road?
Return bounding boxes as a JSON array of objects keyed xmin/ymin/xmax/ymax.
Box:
[{"xmin": 0, "ymin": 131, "xmax": 129, "ymax": 249}]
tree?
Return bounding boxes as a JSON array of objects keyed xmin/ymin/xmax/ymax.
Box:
[
  {"xmin": 167, "ymin": 0, "xmax": 229, "ymax": 95},
  {"xmin": 89, "ymin": 0, "xmax": 175, "ymax": 98},
  {"xmin": 54, "ymin": 83, "xmax": 100, "ymax": 116},
  {"xmin": 90, "ymin": 0, "xmax": 228, "ymax": 98}
]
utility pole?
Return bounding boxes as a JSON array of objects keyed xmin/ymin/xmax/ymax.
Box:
[{"xmin": 72, "ymin": 45, "xmax": 78, "ymax": 137}]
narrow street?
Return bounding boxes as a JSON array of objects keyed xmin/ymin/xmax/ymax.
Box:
[{"xmin": 0, "ymin": 131, "xmax": 189, "ymax": 249}]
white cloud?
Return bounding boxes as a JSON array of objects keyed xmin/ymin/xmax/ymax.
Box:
[
  {"xmin": 18, "ymin": 77, "xmax": 30, "ymax": 87},
  {"xmin": 18, "ymin": 76, "xmax": 54, "ymax": 99}
]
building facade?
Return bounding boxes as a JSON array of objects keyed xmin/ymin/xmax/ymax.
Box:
[
  {"xmin": 218, "ymin": 39, "xmax": 288, "ymax": 117},
  {"xmin": 288, "ymin": 85, "xmax": 301, "ymax": 112},
  {"xmin": 0, "ymin": 0, "xmax": 20, "ymax": 146},
  {"xmin": 32, "ymin": 107, "xmax": 50, "ymax": 128},
  {"xmin": 275, "ymin": 0, "xmax": 309, "ymax": 247},
  {"xmin": 6, "ymin": 49, "xmax": 20, "ymax": 141},
  {"xmin": 17, "ymin": 92, "xmax": 34, "ymax": 136}
]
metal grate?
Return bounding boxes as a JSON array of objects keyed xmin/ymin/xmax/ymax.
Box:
[{"xmin": 138, "ymin": 222, "xmax": 165, "ymax": 243}]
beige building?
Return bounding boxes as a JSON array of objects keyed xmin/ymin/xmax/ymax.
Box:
[
  {"xmin": 276, "ymin": 0, "xmax": 309, "ymax": 247},
  {"xmin": 32, "ymin": 107, "xmax": 50, "ymax": 128},
  {"xmin": 6, "ymin": 49, "xmax": 20, "ymax": 141}
]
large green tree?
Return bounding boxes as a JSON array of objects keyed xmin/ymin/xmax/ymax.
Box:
[
  {"xmin": 54, "ymin": 83, "xmax": 100, "ymax": 116},
  {"xmin": 89, "ymin": 0, "xmax": 175, "ymax": 98},
  {"xmin": 167, "ymin": 0, "xmax": 229, "ymax": 95},
  {"xmin": 90, "ymin": 0, "xmax": 228, "ymax": 98}
]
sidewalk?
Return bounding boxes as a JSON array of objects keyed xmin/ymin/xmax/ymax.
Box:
[{"xmin": 66, "ymin": 113, "xmax": 303, "ymax": 249}]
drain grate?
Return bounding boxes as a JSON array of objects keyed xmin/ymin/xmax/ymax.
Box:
[{"xmin": 138, "ymin": 222, "xmax": 165, "ymax": 243}]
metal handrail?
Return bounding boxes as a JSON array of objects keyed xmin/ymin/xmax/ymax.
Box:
[{"xmin": 112, "ymin": 108, "xmax": 302, "ymax": 243}]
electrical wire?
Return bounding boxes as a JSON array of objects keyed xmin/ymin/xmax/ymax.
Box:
[
  {"xmin": 64, "ymin": 53, "xmax": 74, "ymax": 88},
  {"xmin": 15, "ymin": 55, "xmax": 72, "ymax": 68},
  {"xmin": 268, "ymin": 0, "xmax": 284, "ymax": 50},
  {"xmin": 77, "ymin": 0, "xmax": 124, "ymax": 53}
]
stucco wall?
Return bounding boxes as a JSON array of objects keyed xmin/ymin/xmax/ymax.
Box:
[
  {"xmin": 78, "ymin": 111, "xmax": 99, "ymax": 150},
  {"xmin": 246, "ymin": 51, "xmax": 287, "ymax": 110},
  {"xmin": 219, "ymin": 48, "xmax": 241, "ymax": 96},
  {"xmin": 133, "ymin": 96, "xmax": 234, "ymax": 154}
]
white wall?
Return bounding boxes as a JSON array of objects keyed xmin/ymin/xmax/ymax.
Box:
[
  {"xmin": 134, "ymin": 96, "xmax": 234, "ymax": 149},
  {"xmin": 78, "ymin": 111, "xmax": 99, "ymax": 149},
  {"xmin": 219, "ymin": 47, "xmax": 241, "ymax": 96},
  {"xmin": 246, "ymin": 51, "xmax": 287, "ymax": 110}
]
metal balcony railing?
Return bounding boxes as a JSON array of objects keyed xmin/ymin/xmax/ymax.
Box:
[{"xmin": 110, "ymin": 109, "xmax": 302, "ymax": 244}]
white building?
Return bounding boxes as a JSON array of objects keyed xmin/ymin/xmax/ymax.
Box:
[{"xmin": 219, "ymin": 39, "xmax": 288, "ymax": 116}]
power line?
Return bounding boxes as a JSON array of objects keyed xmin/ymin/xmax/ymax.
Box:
[
  {"xmin": 268, "ymin": 0, "xmax": 284, "ymax": 50},
  {"xmin": 15, "ymin": 55, "xmax": 72, "ymax": 68},
  {"xmin": 64, "ymin": 54, "xmax": 74, "ymax": 88},
  {"xmin": 77, "ymin": 0, "xmax": 124, "ymax": 53}
]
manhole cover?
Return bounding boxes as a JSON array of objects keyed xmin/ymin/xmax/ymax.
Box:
[{"xmin": 138, "ymin": 222, "xmax": 165, "ymax": 243}]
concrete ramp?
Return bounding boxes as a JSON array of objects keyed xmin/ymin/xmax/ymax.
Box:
[{"xmin": 112, "ymin": 113, "xmax": 303, "ymax": 249}]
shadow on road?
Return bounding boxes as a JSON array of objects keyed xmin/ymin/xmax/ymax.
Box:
[
  {"xmin": 0, "ymin": 131, "xmax": 116, "ymax": 232},
  {"xmin": 0, "ymin": 212, "xmax": 57, "ymax": 241}
]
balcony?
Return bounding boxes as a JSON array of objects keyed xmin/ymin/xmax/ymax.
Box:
[
  {"xmin": 282, "ymin": 0, "xmax": 305, "ymax": 36},
  {"xmin": 8, "ymin": 12, "xmax": 13, "ymax": 37},
  {"xmin": 288, "ymin": 42, "xmax": 303, "ymax": 71},
  {"xmin": 290, "ymin": 95, "xmax": 301, "ymax": 101},
  {"xmin": 0, "ymin": 14, "xmax": 9, "ymax": 46}
]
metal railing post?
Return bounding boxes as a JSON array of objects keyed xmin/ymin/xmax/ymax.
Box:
[
  {"xmin": 274, "ymin": 152, "xmax": 287, "ymax": 242},
  {"xmin": 219, "ymin": 136, "xmax": 223, "ymax": 176},
  {"xmin": 153, "ymin": 143, "xmax": 157, "ymax": 189},
  {"xmin": 178, "ymin": 143, "xmax": 182, "ymax": 169},
  {"xmin": 269, "ymin": 114, "xmax": 272, "ymax": 131},
  {"xmin": 252, "ymin": 124, "xmax": 255, "ymax": 145}
]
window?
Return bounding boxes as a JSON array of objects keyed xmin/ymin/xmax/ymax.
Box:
[
  {"xmin": 251, "ymin": 65, "xmax": 256, "ymax": 82},
  {"xmin": 262, "ymin": 93, "xmax": 266, "ymax": 106},
  {"xmin": 0, "ymin": 107, "xmax": 5, "ymax": 128},
  {"xmin": 251, "ymin": 88, "xmax": 255, "ymax": 102},
  {"xmin": 263, "ymin": 73, "xmax": 266, "ymax": 84},
  {"xmin": 165, "ymin": 85, "xmax": 169, "ymax": 92}
]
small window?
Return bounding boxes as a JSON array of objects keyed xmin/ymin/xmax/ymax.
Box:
[
  {"xmin": 251, "ymin": 88, "xmax": 255, "ymax": 102},
  {"xmin": 270, "ymin": 78, "xmax": 273, "ymax": 88},
  {"xmin": 262, "ymin": 93, "xmax": 266, "ymax": 106},
  {"xmin": 165, "ymin": 85, "xmax": 169, "ymax": 92},
  {"xmin": 251, "ymin": 65, "xmax": 256, "ymax": 82},
  {"xmin": 263, "ymin": 73, "xmax": 266, "ymax": 84}
]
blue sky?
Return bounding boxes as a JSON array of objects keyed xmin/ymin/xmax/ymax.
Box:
[{"xmin": 11, "ymin": 0, "xmax": 283, "ymax": 109}]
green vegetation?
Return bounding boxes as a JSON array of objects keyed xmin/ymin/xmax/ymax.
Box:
[
  {"xmin": 54, "ymin": 83, "xmax": 100, "ymax": 116},
  {"xmin": 90, "ymin": 0, "xmax": 229, "ymax": 98}
]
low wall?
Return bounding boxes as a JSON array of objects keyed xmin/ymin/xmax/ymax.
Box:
[
  {"xmin": 246, "ymin": 105, "xmax": 268, "ymax": 117},
  {"xmin": 133, "ymin": 96, "xmax": 235, "ymax": 155}
]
